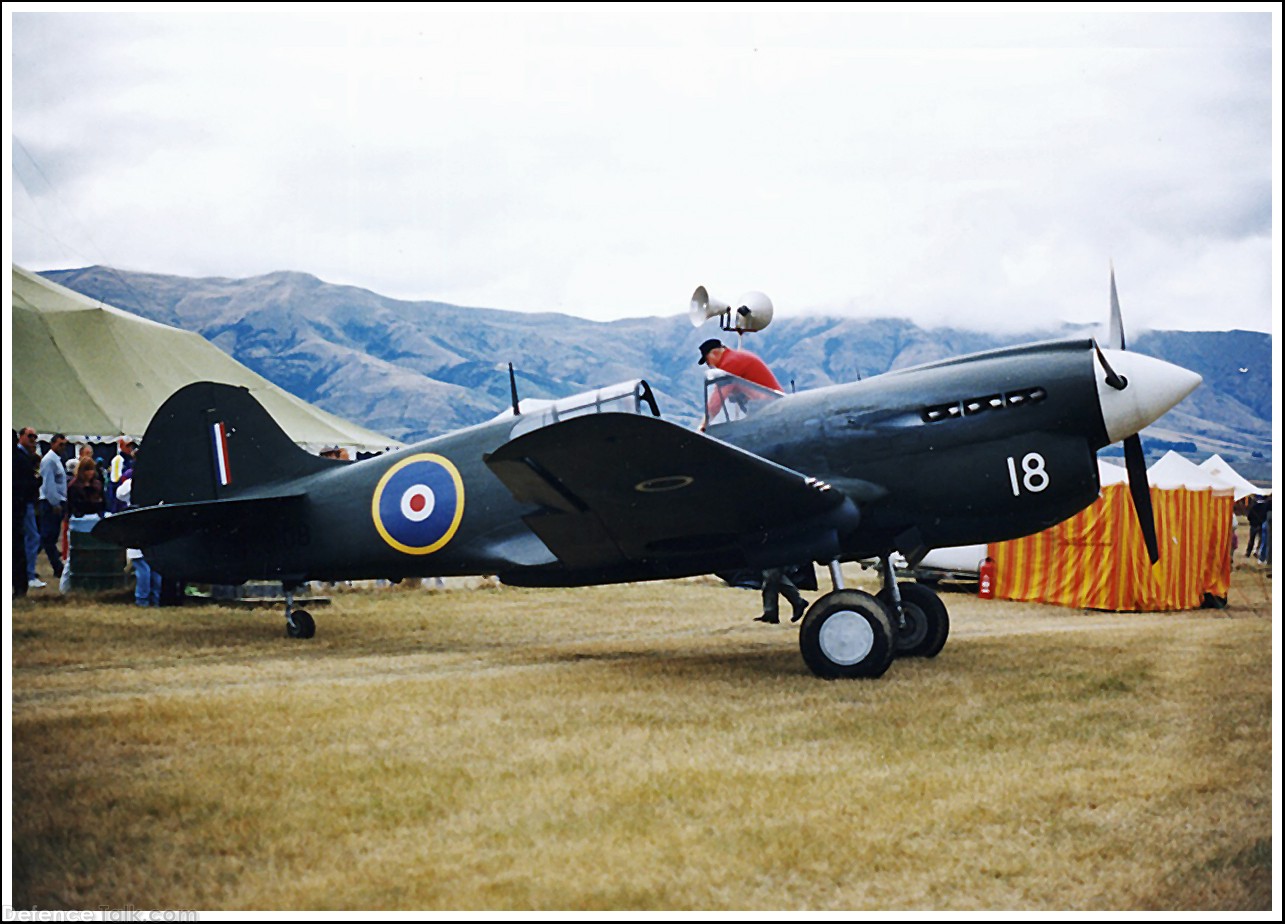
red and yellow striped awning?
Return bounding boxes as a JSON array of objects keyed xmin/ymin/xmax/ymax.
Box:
[{"xmin": 989, "ymin": 483, "xmax": 1233, "ymax": 611}]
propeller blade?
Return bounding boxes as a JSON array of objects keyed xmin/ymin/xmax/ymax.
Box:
[
  {"xmin": 1108, "ymin": 263, "xmax": 1126, "ymax": 351},
  {"xmin": 1093, "ymin": 339, "xmax": 1128, "ymax": 391},
  {"xmin": 1124, "ymin": 433, "xmax": 1160, "ymax": 564}
]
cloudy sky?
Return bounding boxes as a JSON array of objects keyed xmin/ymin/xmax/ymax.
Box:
[{"xmin": 6, "ymin": 6, "xmax": 1279, "ymax": 334}]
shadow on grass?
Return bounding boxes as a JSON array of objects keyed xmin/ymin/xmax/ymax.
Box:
[
  {"xmin": 526, "ymin": 640, "xmax": 947, "ymax": 686},
  {"xmin": 550, "ymin": 645, "xmax": 805, "ymax": 677}
]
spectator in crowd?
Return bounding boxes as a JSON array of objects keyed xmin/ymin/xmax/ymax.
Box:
[
  {"xmin": 37, "ymin": 433, "xmax": 68, "ymax": 581},
  {"xmin": 115, "ymin": 474, "xmax": 161, "ymax": 607},
  {"xmin": 68, "ymin": 458, "xmax": 107, "ymax": 517},
  {"xmin": 15, "ymin": 427, "xmax": 43, "ymax": 591},
  {"xmin": 12, "ymin": 431, "xmax": 24, "ymax": 597},
  {"xmin": 108, "ymin": 439, "xmax": 136, "ymax": 512},
  {"xmin": 1257, "ymin": 496, "xmax": 1271, "ymax": 565},
  {"xmin": 1245, "ymin": 495, "xmax": 1267, "ymax": 558}
]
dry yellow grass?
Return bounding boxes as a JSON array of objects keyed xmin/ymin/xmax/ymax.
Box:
[{"xmin": 8, "ymin": 557, "xmax": 1275, "ymax": 911}]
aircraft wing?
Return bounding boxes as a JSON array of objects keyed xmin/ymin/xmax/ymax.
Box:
[{"xmin": 484, "ymin": 413, "xmax": 855, "ymax": 572}]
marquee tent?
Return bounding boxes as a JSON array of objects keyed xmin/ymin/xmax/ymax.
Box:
[
  {"xmin": 989, "ymin": 455, "xmax": 1233, "ymax": 611},
  {"xmin": 11, "ymin": 265, "xmax": 399, "ymax": 453},
  {"xmin": 1198, "ymin": 453, "xmax": 1267, "ymax": 500}
]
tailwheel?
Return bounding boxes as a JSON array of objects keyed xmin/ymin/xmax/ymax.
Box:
[
  {"xmin": 286, "ymin": 609, "xmax": 316, "ymax": 639},
  {"xmin": 283, "ymin": 582, "xmax": 316, "ymax": 639},
  {"xmin": 798, "ymin": 589, "xmax": 895, "ymax": 679},
  {"xmin": 879, "ymin": 581, "xmax": 949, "ymax": 658}
]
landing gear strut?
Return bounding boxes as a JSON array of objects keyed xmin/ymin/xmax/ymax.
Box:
[
  {"xmin": 284, "ymin": 582, "xmax": 316, "ymax": 639},
  {"xmin": 876, "ymin": 556, "xmax": 949, "ymax": 658}
]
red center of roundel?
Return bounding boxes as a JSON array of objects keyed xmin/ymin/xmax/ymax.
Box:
[{"xmin": 398, "ymin": 483, "xmax": 436, "ymax": 523}]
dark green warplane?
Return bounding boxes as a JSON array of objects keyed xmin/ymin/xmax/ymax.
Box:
[{"xmin": 95, "ymin": 280, "xmax": 1200, "ymax": 678}]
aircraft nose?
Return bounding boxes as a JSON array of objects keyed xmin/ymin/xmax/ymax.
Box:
[{"xmin": 1096, "ymin": 348, "xmax": 1202, "ymax": 444}]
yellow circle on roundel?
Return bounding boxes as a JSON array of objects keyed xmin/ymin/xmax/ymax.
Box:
[{"xmin": 370, "ymin": 453, "xmax": 466, "ymax": 555}]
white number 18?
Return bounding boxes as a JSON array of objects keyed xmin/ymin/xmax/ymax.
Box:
[{"xmin": 1007, "ymin": 452, "xmax": 1050, "ymax": 496}]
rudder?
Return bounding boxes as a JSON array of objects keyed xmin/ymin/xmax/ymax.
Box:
[{"xmin": 133, "ymin": 382, "xmax": 333, "ymax": 507}]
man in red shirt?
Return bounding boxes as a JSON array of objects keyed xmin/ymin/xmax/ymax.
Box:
[
  {"xmin": 697, "ymin": 338, "xmax": 784, "ymax": 430},
  {"xmin": 696, "ymin": 339, "xmax": 806, "ymax": 625}
]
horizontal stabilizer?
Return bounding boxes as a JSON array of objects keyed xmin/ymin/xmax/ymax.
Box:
[{"xmin": 93, "ymin": 492, "xmax": 305, "ymax": 549}]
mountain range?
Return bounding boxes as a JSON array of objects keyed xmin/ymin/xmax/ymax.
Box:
[{"xmin": 41, "ymin": 266, "xmax": 1273, "ymax": 482}]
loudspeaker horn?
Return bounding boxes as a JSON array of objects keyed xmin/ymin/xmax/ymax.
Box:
[
  {"xmin": 689, "ymin": 286, "xmax": 730, "ymax": 327},
  {"xmin": 730, "ymin": 291, "xmax": 774, "ymax": 332}
]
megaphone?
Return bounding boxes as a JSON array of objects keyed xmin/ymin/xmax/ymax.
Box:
[
  {"xmin": 731, "ymin": 291, "xmax": 774, "ymax": 333},
  {"xmin": 690, "ymin": 287, "xmax": 775, "ymax": 333},
  {"xmin": 690, "ymin": 286, "xmax": 730, "ymax": 327}
]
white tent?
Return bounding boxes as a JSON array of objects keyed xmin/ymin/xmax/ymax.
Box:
[
  {"xmin": 1198, "ymin": 454, "xmax": 1267, "ymax": 500},
  {"xmin": 1147, "ymin": 450, "xmax": 1234, "ymax": 495},
  {"xmin": 11, "ymin": 265, "xmax": 399, "ymax": 454},
  {"xmin": 1097, "ymin": 458, "xmax": 1129, "ymax": 485}
]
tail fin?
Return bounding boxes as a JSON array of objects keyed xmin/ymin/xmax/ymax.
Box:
[{"xmin": 133, "ymin": 382, "xmax": 334, "ymax": 507}]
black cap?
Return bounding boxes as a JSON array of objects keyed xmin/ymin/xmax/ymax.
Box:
[{"xmin": 697, "ymin": 339, "xmax": 724, "ymax": 365}]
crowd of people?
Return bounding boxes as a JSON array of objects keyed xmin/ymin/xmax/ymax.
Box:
[{"xmin": 12, "ymin": 428, "xmax": 161, "ymax": 604}]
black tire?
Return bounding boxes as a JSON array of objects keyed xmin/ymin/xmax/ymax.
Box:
[
  {"xmin": 286, "ymin": 609, "xmax": 316, "ymax": 639},
  {"xmin": 798, "ymin": 589, "xmax": 896, "ymax": 679},
  {"xmin": 879, "ymin": 582, "xmax": 949, "ymax": 658}
]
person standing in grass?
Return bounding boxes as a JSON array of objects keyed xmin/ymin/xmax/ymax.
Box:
[
  {"xmin": 1257, "ymin": 496, "xmax": 1271, "ymax": 565},
  {"xmin": 37, "ymin": 433, "xmax": 68, "ymax": 584},
  {"xmin": 756, "ymin": 566, "xmax": 809, "ymax": 624},
  {"xmin": 1245, "ymin": 495, "xmax": 1267, "ymax": 558},
  {"xmin": 15, "ymin": 428, "xmax": 44, "ymax": 594},
  {"xmin": 113, "ymin": 474, "xmax": 162, "ymax": 607}
]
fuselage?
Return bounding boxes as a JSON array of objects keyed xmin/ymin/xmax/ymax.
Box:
[{"xmin": 719, "ymin": 338, "xmax": 1112, "ymax": 558}]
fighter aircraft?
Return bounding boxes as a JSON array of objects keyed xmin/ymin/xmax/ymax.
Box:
[{"xmin": 95, "ymin": 273, "xmax": 1201, "ymax": 679}]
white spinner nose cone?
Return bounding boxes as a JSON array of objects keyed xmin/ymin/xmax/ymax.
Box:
[{"xmin": 1097, "ymin": 349, "xmax": 1202, "ymax": 444}]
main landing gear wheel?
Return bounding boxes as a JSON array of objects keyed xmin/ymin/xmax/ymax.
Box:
[
  {"xmin": 879, "ymin": 581, "xmax": 949, "ymax": 658},
  {"xmin": 286, "ymin": 609, "xmax": 316, "ymax": 639},
  {"xmin": 798, "ymin": 589, "xmax": 896, "ymax": 679}
]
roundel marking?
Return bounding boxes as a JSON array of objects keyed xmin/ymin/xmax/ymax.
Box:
[
  {"xmin": 400, "ymin": 484, "xmax": 436, "ymax": 522},
  {"xmin": 634, "ymin": 475, "xmax": 695, "ymax": 493},
  {"xmin": 371, "ymin": 453, "xmax": 465, "ymax": 555}
]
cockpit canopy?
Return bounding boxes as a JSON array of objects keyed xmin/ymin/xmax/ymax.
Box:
[
  {"xmin": 505, "ymin": 379, "xmax": 661, "ymax": 438},
  {"xmin": 704, "ymin": 369, "xmax": 785, "ymax": 426}
]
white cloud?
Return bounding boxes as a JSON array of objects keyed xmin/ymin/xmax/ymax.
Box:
[{"xmin": 8, "ymin": 6, "xmax": 1277, "ymax": 333}]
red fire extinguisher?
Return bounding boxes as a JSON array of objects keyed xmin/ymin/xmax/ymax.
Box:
[{"xmin": 978, "ymin": 557, "xmax": 997, "ymax": 599}]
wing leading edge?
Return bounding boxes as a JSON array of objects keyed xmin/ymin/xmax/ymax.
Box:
[{"xmin": 484, "ymin": 413, "xmax": 858, "ymax": 579}]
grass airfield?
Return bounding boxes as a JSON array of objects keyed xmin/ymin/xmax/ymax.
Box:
[{"xmin": 9, "ymin": 558, "xmax": 1274, "ymax": 911}]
